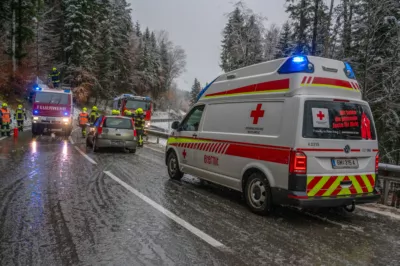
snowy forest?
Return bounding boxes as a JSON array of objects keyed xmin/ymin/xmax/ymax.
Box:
[
  {"xmin": 0, "ymin": 0, "xmax": 187, "ymax": 109},
  {"xmin": 220, "ymin": 0, "xmax": 400, "ymax": 164}
]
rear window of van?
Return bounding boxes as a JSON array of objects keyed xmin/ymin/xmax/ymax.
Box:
[{"xmin": 302, "ymin": 100, "xmax": 376, "ymax": 140}]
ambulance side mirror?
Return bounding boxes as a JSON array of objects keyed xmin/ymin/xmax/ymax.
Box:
[{"xmin": 171, "ymin": 121, "xmax": 180, "ymax": 130}]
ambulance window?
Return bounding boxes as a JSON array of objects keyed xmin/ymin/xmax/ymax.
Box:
[
  {"xmin": 180, "ymin": 105, "xmax": 204, "ymax": 132},
  {"xmin": 302, "ymin": 100, "xmax": 376, "ymax": 140}
]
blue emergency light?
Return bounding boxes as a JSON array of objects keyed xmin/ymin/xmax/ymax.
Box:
[
  {"xmin": 64, "ymin": 112, "xmax": 69, "ymax": 116},
  {"xmin": 33, "ymin": 109, "xmax": 39, "ymax": 115},
  {"xmin": 64, "ymin": 89, "xmax": 71, "ymax": 93},
  {"xmin": 344, "ymin": 62, "xmax": 356, "ymax": 79},
  {"xmin": 278, "ymin": 55, "xmax": 314, "ymax": 74},
  {"xmin": 34, "ymin": 86, "xmax": 42, "ymax": 91}
]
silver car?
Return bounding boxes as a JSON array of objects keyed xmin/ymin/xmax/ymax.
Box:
[{"xmin": 86, "ymin": 115, "xmax": 137, "ymax": 153}]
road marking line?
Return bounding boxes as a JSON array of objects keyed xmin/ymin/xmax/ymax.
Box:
[
  {"xmin": 74, "ymin": 146, "xmax": 97, "ymax": 164},
  {"xmin": 103, "ymin": 171, "xmax": 225, "ymax": 248},
  {"xmin": 0, "ymin": 137, "xmax": 7, "ymax": 141},
  {"xmin": 357, "ymin": 205, "xmax": 400, "ymax": 220},
  {"xmin": 68, "ymin": 136, "xmax": 75, "ymax": 144}
]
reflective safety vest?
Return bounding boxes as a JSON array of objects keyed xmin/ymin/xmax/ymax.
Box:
[
  {"xmin": 48, "ymin": 71, "xmax": 60, "ymax": 83},
  {"xmin": 15, "ymin": 109, "xmax": 26, "ymax": 120},
  {"xmin": 1, "ymin": 108, "xmax": 10, "ymax": 123},
  {"xmin": 134, "ymin": 114, "xmax": 145, "ymax": 130},
  {"xmin": 79, "ymin": 112, "xmax": 89, "ymax": 125},
  {"xmin": 89, "ymin": 110, "xmax": 99, "ymax": 122}
]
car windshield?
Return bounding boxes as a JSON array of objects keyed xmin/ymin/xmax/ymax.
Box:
[
  {"xmin": 125, "ymin": 100, "xmax": 149, "ymax": 110},
  {"xmin": 35, "ymin": 92, "xmax": 69, "ymax": 105},
  {"xmin": 103, "ymin": 117, "xmax": 133, "ymax": 129},
  {"xmin": 303, "ymin": 100, "xmax": 376, "ymax": 140}
]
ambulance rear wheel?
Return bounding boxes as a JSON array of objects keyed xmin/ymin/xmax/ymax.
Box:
[
  {"xmin": 244, "ymin": 172, "xmax": 272, "ymax": 215},
  {"xmin": 167, "ymin": 151, "xmax": 183, "ymax": 180}
]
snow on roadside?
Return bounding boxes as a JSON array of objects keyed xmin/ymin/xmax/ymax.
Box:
[{"xmin": 358, "ymin": 203, "xmax": 400, "ymax": 220}]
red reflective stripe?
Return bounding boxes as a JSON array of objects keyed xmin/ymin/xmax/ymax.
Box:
[
  {"xmin": 225, "ymin": 144, "xmax": 290, "ymax": 164},
  {"xmin": 307, "ymin": 176, "xmax": 323, "ymax": 193},
  {"xmin": 351, "ymin": 149, "xmax": 361, "ymax": 152},
  {"xmin": 349, "ymin": 185, "xmax": 357, "ymax": 194},
  {"xmin": 206, "ymin": 143, "xmax": 213, "ymax": 152},
  {"xmin": 307, "ymin": 76, "xmax": 312, "ymax": 84},
  {"xmin": 205, "ymin": 79, "xmax": 290, "ymax": 97},
  {"xmin": 301, "ymin": 76, "xmax": 307, "ymax": 84},
  {"xmin": 312, "ymin": 77, "xmax": 353, "ymax": 89},
  {"xmin": 314, "ymin": 176, "xmax": 337, "ymax": 196},
  {"xmin": 223, "ymin": 144, "xmax": 230, "ymax": 154},
  {"xmin": 366, "ymin": 174, "xmax": 375, "ymax": 187},
  {"xmin": 211, "ymin": 143, "xmax": 219, "ymax": 153},
  {"xmin": 330, "ymin": 184, "xmax": 342, "ymax": 196},
  {"xmin": 355, "ymin": 175, "xmax": 368, "ymax": 193}
]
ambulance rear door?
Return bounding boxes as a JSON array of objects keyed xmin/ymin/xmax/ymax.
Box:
[{"xmin": 296, "ymin": 97, "xmax": 378, "ymax": 198}]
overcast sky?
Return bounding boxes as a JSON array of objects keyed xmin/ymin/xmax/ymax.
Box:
[{"xmin": 129, "ymin": 0, "xmax": 288, "ymax": 91}]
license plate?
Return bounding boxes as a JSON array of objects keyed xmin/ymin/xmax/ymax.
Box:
[
  {"xmin": 331, "ymin": 158, "xmax": 359, "ymax": 169},
  {"xmin": 111, "ymin": 140, "xmax": 123, "ymax": 145}
]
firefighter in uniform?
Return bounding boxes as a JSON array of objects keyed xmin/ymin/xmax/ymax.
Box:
[
  {"xmin": 0, "ymin": 103, "xmax": 12, "ymax": 137},
  {"xmin": 14, "ymin": 104, "xmax": 27, "ymax": 132},
  {"xmin": 89, "ymin": 106, "xmax": 99, "ymax": 123},
  {"xmin": 48, "ymin": 67, "xmax": 61, "ymax": 88},
  {"xmin": 134, "ymin": 108, "xmax": 145, "ymax": 147},
  {"xmin": 78, "ymin": 107, "xmax": 89, "ymax": 137},
  {"xmin": 124, "ymin": 110, "xmax": 132, "ymax": 117}
]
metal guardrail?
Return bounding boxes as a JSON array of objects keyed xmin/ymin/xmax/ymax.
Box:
[
  {"xmin": 151, "ymin": 118, "xmax": 175, "ymax": 123},
  {"xmin": 145, "ymin": 128, "xmax": 400, "ymax": 208}
]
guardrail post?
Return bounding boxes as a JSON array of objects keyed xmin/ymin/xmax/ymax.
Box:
[{"xmin": 382, "ymin": 179, "xmax": 390, "ymax": 205}]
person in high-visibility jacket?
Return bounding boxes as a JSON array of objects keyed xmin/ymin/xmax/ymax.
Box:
[
  {"xmin": 78, "ymin": 107, "xmax": 89, "ymax": 137},
  {"xmin": 48, "ymin": 67, "xmax": 60, "ymax": 88},
  {"xmin": 134, "ymin": 108, "xmax": 145, "ymax": 147},
  {"xmin": 0, "ymin": 103, "xmax": 12, "ymax": 137},
  {"xmin": 111, "ymin": 109, "xmax": 120, "ymax": 115},
  {"xmin": 123, "ymin": 110, "xmax": 132, "ymax": 117},
  {"xmin": 14, "ymin": 104, "xmax": 27, "ymax": 132},
  {"xmin": 89, "ymin": 106, "xmax": 99, "ymax": 123}
]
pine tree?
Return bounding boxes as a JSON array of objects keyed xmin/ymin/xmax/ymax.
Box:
[
  {"xmin": 275, "ymin": 21, "xmax": 293, "ymax": 58},
  {"xmin": 190, "ymin": 78, "xmax": 201, "ymax": 106},
  {"xmin": 244, "ymin": 15, "xmax": 264, "ymax": 65},
  {"xmin": 264, "ymin": 24, "xmax": 280, "ymax": 60}
]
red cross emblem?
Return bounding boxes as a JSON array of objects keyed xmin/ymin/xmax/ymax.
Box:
[
  {"xmin": 251, "ymin": 104, "xmax": 265, "ymax": 124},
  {"xmin": 317, "ymin": 111, "xmax": 325, "ymax": 120},
  {"xmin": 182, "ymin": 149, "xmax": 187, "ymax": 159}
]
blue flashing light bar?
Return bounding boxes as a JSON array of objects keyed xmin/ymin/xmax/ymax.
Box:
[
  {"xmin": 64, "ymin": 89, "xmax": 71, "ymax": 93},
  {"xmin": 344, "ymin": 62, "xmax": 356, "ymax": 79},
  {"xmin": 278, "ymin": 55, "xmax": 314, "ymax": 74},
  {"xmin": 33, "ymin": 110, "xmax": 39, "ymax": 115},
  {"xmin": 34, "ymin": 86, "xmax": 42, "ymax": 91},
  {"xmin": 64, "ymin": 112, "xmax": 69, "ymax": 116}
]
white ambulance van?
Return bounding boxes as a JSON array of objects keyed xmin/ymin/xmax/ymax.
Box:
[{"xmin": 165, "ymin": 56, "xmax": 380, "ymax": 215}]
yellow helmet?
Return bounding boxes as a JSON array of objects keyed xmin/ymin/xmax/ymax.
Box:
[
  {"xmin": 124, "ymin": 110, "xmax": 132, "ymax": 116},
  {"xmin": 112, "ymin": 109, "xmax": 120, "ymax": 115},
  {"xmin": 2, "ymin": 103, "xmax": 7, "ymax": 108},
  {"xmin": 136, "ymin": 108, "xmax": 143, "ymax": 114},
  {"xmin": 92, "ymin": 106, "xmax": 98, "ymax": 111},
  {"xmin": 18, "ymin": 104, "xmax": 23, "ymax": 109},
  {"xmin": 83, "ymin": 107, "xmax": 87, "ymax": 112},
  {"xmin": 52, "ymin": 67, "xmax": 57, "ymax": 71}
]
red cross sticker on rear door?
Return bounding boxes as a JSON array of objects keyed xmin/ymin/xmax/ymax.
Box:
[{"xmin": 251, "ymin": 103, "xmax": 265, "ymax": 124}]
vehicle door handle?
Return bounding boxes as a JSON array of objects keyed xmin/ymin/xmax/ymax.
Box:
[{"xmin": 192, "ymin": 133, "xmax": 197, "ymax": 138}]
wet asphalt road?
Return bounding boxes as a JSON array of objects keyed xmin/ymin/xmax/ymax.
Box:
[{"xmin": 0, "ymin": 129, "xmax": 400, "ymax": 266}]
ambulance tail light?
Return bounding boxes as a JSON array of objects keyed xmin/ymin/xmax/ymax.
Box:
[
  {"xmin": 278, "ymin": 56, "xmax": 314, "ymax": 74},
  {"xmin": 289, "ymin": 151, "xmax": 307, "ymax": 175},
  {"xmin": 375, "ymin": 152, "xmax": 379, "ymax": 173}
]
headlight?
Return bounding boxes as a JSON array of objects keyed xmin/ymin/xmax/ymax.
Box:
[
  {"xmin": 33, "ymin": 117, "xmax": 39, "ymax": 120},
  {"xmin": 145, "ymin": 121, "xmax": 151, "ymax": 128},
  {"xmin": 63, "ymin": 118, "xmax": 70, "ymax": 123}
]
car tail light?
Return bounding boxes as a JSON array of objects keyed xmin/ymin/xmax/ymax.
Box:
[
  {"xmin": 134, "ymin": 129, "xmax": 137, "ymax": 137},
  {"xmin": 289, "ymin": 150, "xmax": 307, "ymax": 174},
  {"xmin": 375, "ymin": 152, "xmax": 379, "ymax": 173},
  {"xmin": 97, "ymin": 117, "xmax": 106, "ymax": 135}
]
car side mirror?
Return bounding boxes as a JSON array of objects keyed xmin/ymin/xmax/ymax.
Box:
[{"xmin": 171, "ymin": 121, "xmax": 180, "ymax": 130}]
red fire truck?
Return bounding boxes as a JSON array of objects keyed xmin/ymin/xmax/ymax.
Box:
[
  {"xmin": 31, "ymin": 87, "xmax": 74, "ymax": 137},
  {"xmin": 113, "ymin": 94, "xmax": 153, "ymax": 129}
]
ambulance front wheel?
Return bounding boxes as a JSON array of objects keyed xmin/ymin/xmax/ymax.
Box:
[
  {"xmin": 167, "ymin": 151, "xmax": 183, "ymax": 180},
  {"xmin": 244, "ymin": 172, "xmax": 273, "ymax": 215}
]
